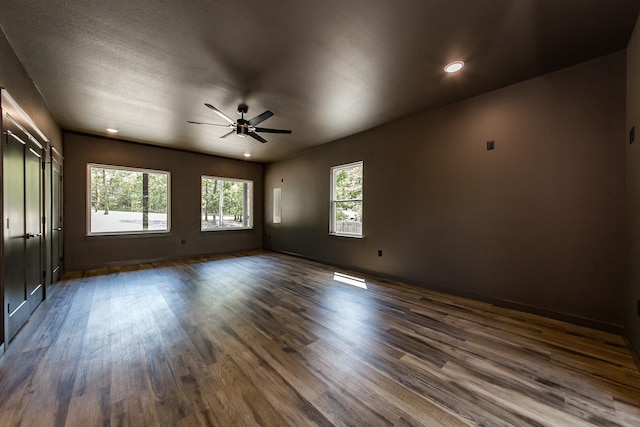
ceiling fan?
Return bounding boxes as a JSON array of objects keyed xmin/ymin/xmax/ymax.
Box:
[{"xmin": 188, "ymin": 103, "xmax": 292, "ymax": 143}]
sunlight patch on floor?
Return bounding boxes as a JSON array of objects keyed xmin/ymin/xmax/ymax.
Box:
[{"xmin": 333, "ymin": 272, "xmax": 367, "ymax": 289}]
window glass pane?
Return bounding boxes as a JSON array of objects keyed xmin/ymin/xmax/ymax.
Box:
[
  {"xmin": 334, "ymin": 201, "xmax": 362, "ymax": 235},
  {"xmin": 335, "ymin": 164, "xmax": 363, "ymax": 201},
  {"xmin": 273, "ymin": 188, "xmax": 282, "ymax": 223},
  {"xmin": 89, "ymin": 165, "xmax": 169, "ymax": 234},
  {"xmin": 202, "ymin": 176, "xmax": 253, "ymax": 230}
]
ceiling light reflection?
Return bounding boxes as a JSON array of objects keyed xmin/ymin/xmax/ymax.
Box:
[{"xmin": 444, "ymin": 61, "xmax": 465, "ymax": 73}]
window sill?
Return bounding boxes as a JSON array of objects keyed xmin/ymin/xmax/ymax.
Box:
[
  {"xmin": 201, "ymin": 227, "xmax": 254, "ymax": 233},
  {"xmin": 329, "ymin": 233, "xmax": 363, "ymax": 239},
  {"xmin": 86, "ymin": 230, "xmax": 171, "ymax": 238}
]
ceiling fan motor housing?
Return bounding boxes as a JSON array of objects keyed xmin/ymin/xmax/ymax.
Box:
[{"xmin": 237, "ymin": 104, "xmax": 250, "ymax": 137}]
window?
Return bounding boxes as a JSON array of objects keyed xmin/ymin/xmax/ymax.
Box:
[
  {"xmin": 330, "ymin": 161, "xmax": 363, "ymax": 237},
  {"xmin": 88, "ymin": 164, "xmax": 170, "ymax": 234},
  {"xmin": 273, "ymin": 188, "xmax": 282, "ymax": 224},
  {"xmin": 201, "ymin": 176, "xmax": 253, "ymax": 230}
]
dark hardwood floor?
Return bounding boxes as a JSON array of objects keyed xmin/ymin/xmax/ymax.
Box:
[{"xmin": 0, "ymin": 250, "xmax": 639, "ymax": 426}]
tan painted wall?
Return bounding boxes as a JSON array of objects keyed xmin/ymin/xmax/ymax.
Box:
[
  {"xmin": 63, "ymin": 133, "xmax": 263, "ymax": 270},
  {"xmin": 265, "ymin": 52, "xmax": 626, "ymax": 330}
]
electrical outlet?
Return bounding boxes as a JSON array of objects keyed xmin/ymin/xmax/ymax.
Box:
[
  {"xmin": 487, "ymin": 140, "xmax": 495, "ymax": 150},
  {"xmin": 378, "ymin": 250, "xmax": 383, "ymax": 257},
  {"xmin": 181, "ymin": 239, "xmax": 186, "ymax": 245}
]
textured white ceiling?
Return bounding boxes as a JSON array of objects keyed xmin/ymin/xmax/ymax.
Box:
[{"xmin": 1, "ymin": 0, "xmax": 638, "ymax": 162}]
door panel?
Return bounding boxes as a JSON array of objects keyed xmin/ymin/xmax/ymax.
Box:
[
  {"xmin": 2, "ymin": 91, "xmax": 49, "ymax": 344},
  {"xmin": 25, "ymin": 146, "xmax": 42, "ymax": 313},
  {"xmin": 3, "ymin": 127, "xmax": 28, "ymax": 338},
  {"xmin": 51, "ymin": 159, "xmax": 62, "ymax": 283}
]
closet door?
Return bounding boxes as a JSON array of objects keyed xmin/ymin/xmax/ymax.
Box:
[
  {"xmin": 3, "ymin": 123, "xmax": 44, "ymax": 339},
  {"xmin": 3, "ymin": 125, "xmax": 29, "ymax": 338},
  {"xmin": 51, "ymin": 158, "xmax": 62, "ymax": 283},
  {"xmin": 2, "ymin": 91, "xmax": 49, "ymax": 343},
  {"xmin": 25, "ymin": 144, "xmax": 43, "ymax": 313}
]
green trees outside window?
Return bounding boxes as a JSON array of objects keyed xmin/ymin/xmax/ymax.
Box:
[
  {"xmin": 89, "ymin": 165, "xmax": 169, "ymax": 234},
  {"xmin": 201, "ymin": 176, "xmax": 253, "ymax": 230}
]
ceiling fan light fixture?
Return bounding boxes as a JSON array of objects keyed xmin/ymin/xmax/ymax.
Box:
[
  {"xmin": 444, "ymin": 61, "xmax": 464, "ymax": 73},
  {"xmin": 237, "ymin": 125, "xmax": 249, "ymax": 137}
]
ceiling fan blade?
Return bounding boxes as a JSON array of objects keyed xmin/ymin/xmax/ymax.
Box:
[
  {"xmin": 248, "ymin": 132, "xmax": 268, "ymax": 143},
  {"xmin": 249, "ymin": 110, "xmax": 274, "ymax": 126},
  {"xmin": 205, "ymin": 103, "xmax": 235, "ymax": 124},
  {"xmin": 187, "ymin": 120, "xmax": 231, "ymax": 127},
  {"xmin": 254, "ymin": 127, "xmax": 292, "ymax": 134},
  {"xmin": 220, "ymin": 129, "xmax": 235, "ymax": 138}
]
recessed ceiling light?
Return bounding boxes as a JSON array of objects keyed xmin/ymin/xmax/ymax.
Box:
[
  {"xmin": 243, "ymin": 153, "xmax": 251, "ymax": 158},
  {"xmin": 106, "ymin": 128, "xmax": 119, "ymax": 133},
  {"xmin": 444, "ymin": 61, "xmax": 465, "ymax": 73}
]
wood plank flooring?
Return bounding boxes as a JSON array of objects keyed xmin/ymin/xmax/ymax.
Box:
[{"xmin": 1, "ymin": 250, "xmax": 639, "ymax": 426}]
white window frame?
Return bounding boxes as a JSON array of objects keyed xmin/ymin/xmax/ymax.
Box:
[
  {"xmin": 87, "ymin": 164, "xmax": 171, "ymax": 236},
  {"xmin": 330, "ymin": 161, "xmax": 363, "ymax": 237},
  {"xmin": 201, "ymin": 176, "xmax": 253, "ymax": 231}
]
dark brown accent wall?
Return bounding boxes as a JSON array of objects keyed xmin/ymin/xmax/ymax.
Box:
[
  {"xmin": 63, "ymin": 133, "xmax": 263, "ymax": 270},
  {"xmin": 626, "ymin": 15, "xmax": 640, "ymax": 364},
  {"xmin": 265, "ymin": 52, "xmax": 626, "ymax": 330}
]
